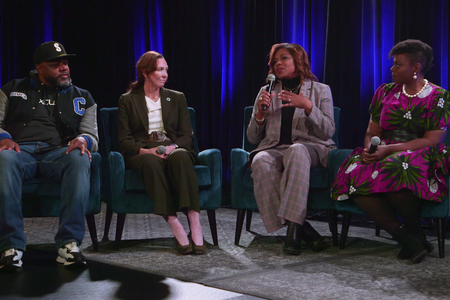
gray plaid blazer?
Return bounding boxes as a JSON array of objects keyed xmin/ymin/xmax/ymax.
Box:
[{"xmin": 247, "ymin": 79, "xmax": 336, "ymax": 167}]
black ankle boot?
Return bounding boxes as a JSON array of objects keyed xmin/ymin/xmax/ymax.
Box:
[
  {"xmin": 392, "ymin": 226, "xmax": 427, "ymax": 264},
  {"xmin": 283, "ymin": 222, "xmax": 302, "ymax": 255},
  {"xmin": 302, "ymin": 221, "xmax": 327, "ymax": 252},
  {"xmin": 397, "ymin": 223, "xmax": 434, "ymax": 260}
]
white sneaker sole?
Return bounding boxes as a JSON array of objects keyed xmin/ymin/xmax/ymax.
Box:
[{"xmin": 56, "ymin": 256, "xmax": 86, "ymax": 266}]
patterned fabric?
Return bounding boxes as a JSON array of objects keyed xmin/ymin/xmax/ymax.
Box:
[
  {"xmin": 247, "ymin": 80, "xmax": 335, "ymax": 233},
  {"xmin": 332, "ymin": 82, "xmax": 450, "ymax": 202},
  {"xmin": 247, "ymin": 80, "xmax": 336, "ymax": 167},
  {"xmin": 251, "ymin": 144, "xmax": 320, "ymax": 233}
]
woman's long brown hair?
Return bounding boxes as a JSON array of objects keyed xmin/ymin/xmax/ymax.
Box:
[{"xmin": 268, "ymin": 43, "xmax": 317, "ymax": 84}]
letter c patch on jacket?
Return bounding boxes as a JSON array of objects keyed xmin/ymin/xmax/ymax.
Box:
[{"xmin": 73, "ymin": 97, "xmax": 86, "ymax": 116}]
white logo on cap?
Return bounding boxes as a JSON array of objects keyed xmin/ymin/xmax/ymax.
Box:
[{"xmin": 54, "ymin": 43, "xmax": 62, "ymax": 52}]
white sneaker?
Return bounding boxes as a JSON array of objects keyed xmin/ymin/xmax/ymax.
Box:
[
  {"xmin": 0, "ymin": 249, "xmax": 23, "ymax": 272},
  {"xmin": 56, "ymin": 242, "xmax": 86, "ymax": 267}
]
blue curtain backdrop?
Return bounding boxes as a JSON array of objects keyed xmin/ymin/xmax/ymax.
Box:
[{"xmin": 1, "ymin": 0, "xmax": 449, "ymax": 202}]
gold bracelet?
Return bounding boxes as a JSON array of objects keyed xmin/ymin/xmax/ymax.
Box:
[{"xmin": 254, "ymin": 114, "xmax": 265, "ymax": 123}]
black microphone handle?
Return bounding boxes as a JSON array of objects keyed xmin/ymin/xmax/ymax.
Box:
[
  {"xmin": 368, "ymin": 144, "xmax": 377, "ymax": 154},
  {"xmin": 262, "ymin": 105, "xmax": 267, "ymax": 111}
]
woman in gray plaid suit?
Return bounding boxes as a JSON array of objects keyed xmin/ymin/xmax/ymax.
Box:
[{"xmin": 247, "ymin": 43, "xmax": 336, "ymax": 255}]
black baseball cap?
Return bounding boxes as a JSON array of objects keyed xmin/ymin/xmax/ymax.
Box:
[{"xmin": 33, "ymin": 41, "xmax": 76, "ymax": 65}]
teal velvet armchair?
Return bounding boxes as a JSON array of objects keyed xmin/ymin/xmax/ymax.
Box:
[
  {"xmin": 99, "ymin": 107, "xmax": 222, "ymax": 249},
  {"xmin": 231, "ymin": 106, "xmax": 341, "ymax": 246},
  {"xmin": 22, "ymin": 152, "xmax": 101, "ymax": 251}
]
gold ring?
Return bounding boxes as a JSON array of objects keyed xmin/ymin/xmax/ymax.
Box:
[{"xmin": 258, "ymin": 97, "xmax": 263, "ymax": 101}]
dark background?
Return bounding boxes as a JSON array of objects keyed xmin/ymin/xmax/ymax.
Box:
[{"xmin": 1, "ymin": 0, "xmax": 449, "ymax": 203}]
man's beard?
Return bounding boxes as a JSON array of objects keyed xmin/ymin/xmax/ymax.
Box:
[
  {"xmin": 56, "ymin": 75, "xmax": 72, "ymax": 88},
  {"xmin": 44, "ymin": 74, "xmax": 72, "ymax": 87}
]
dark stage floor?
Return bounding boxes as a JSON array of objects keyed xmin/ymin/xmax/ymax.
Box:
[
  {"xmin": 0, "ymin": 246, "xmax": 259, "ymax": 300},
  {"xmin": 2, "ymin": 207, "xmax": 450, "ymax": 300}
]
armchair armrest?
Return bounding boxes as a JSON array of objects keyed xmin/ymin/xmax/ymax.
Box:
[
  {"xmin": 197, "ymin": 148, "xmax": 222, "ymax": 209},
  {"xmin": 106, "ymin": 151, "xmax": 127, "ymax": 209},
  {"xmin": 87, "ymin": 152, "xmax": 102, "ymax": 214},
  {"xmin": 327, "ymin": 148, "xmax": 353, "ymax": 186},
  {"xmin": 231, "ymin": 148, "xmax": 251, "ymax": 208}
]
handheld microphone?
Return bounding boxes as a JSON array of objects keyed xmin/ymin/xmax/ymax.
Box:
[
  {"xmin": 368, "ymin": 136, "xmax": 380, "ymax": 154},
  {"xmin": 157, "ymin": 145, "xmax": 166, "ymax": 155},
  {"xmin": 262, "ymin": 74, "xmax": 276, "ymax": 111}
]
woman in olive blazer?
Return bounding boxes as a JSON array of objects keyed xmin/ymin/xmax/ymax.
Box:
[{"xmin": 117, "ymin": 51, "xmax": 206, "ymax": 255}]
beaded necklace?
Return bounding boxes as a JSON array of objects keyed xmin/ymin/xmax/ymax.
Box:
[{"xmin": 402, "ymin": 79, "xmax": 428, "ymax": 98}]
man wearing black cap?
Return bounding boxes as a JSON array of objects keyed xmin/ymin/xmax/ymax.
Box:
[{"xmin": 0, "ymin": 41, "xmax": 98, "ymax": 270}]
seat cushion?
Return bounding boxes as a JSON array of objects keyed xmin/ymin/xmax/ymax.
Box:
[
  {"xmin": 23, "ymin": 177, "xmax": 60, "ymax": 197},
  {"xmin": 21, "ymin": 153, "xmax": 101, "ymax": 217},
  {"xmin": 242, "ymin": 168, "xmax": 254, "ymax": 190},
  {"xmin": 309, "ymin": 167, "xmax": 328, "ymax": 189},
  {"xmin": 125, "ymin": 165, "xmax": 212, "ymax": 192}
]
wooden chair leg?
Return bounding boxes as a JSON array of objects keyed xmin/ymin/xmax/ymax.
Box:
[
  {"xmin": 207, "ymin": 209, "xmax": 218, "ymax": 246},
  {"xmin": 235, "ymin": 209, "xmax": 246, "ymax": 245},
  {"xmin": 102, "ymin": 206, "xmax": 113, "ymax": 242},
  {"xmin": 115, "ymin": 213, "xmax": 126, "ymax": 250},
  {"xmin": 340, "ymin": 212, "xmax": 352, "ymax": 249},
  {"xmin": 437, "ymin": 218, "xmax": 446, "ymax": 258},
  {"xmin": 246, "ymin": 209, "xmax": 253, "ymax": 231},
  {"xmin": 327, "ymin": 209, "xmax": 339, "ymax": 247},
  {"xmin": 85, "ymin": 214, "xmax": 99, "ymax": 251},
  {"xmin": 375, "ymin": 225, "xmax": 381, "ymax": 236}
]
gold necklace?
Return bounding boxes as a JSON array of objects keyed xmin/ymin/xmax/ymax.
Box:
[
  {"xmin": 282, "ymin": 83, "xmax": 301, "ymax": 94},
  {"xmin": 148, "ymin": 95, "xmax": 160, "ymax": 102}
]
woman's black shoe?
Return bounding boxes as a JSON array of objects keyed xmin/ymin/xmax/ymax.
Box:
[
  {"xmin": 302, "ymin": 221, "xmax": 327, "ymax": 252},
  {"xmin": 283, "ymin": 222, "xmax": 302, "ymax": 255},
  {"xmin": 392, "ymin": 226, "xmax": 427, "ymax": 264},
  {"xmin": 398, "ymin": 240, "xmax": 434, "ymax": 260},
  {"xmin": 397, "ymin": 223, "xmax": 434, "ymax": 260}
]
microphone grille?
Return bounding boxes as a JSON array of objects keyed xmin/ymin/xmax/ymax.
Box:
[
  {"xmin": 157, "ymin": 145, "xmax": 166, "ymax": 154},
  {"xmin": 267, "ymin": 74, "xmax": 276, "ymax": 82},
  {"xmin": 371, "ymin": 136, "xmax": 381, "ymax": 146}
]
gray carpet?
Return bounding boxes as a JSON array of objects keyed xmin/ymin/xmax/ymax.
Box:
[{"xmin": 24, "ymin": 204, "xmax": 450, "ymax": 300}]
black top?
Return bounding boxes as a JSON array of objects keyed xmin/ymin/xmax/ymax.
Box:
[
  {"xmin": 19, "ymin": 85, "xmax": 61, "ymax": 145},
  {"xmin": 278, "ymin": 76, "xmax": 300, "ymax": 145}
]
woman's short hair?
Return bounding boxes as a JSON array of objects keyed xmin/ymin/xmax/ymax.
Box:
[
  {"xmin": 389, "ymin": 39, "xmax": 433, "ymax": 74},
  {"xmin": 129, "ymin": 51, "xmax": 164, "ymax": 92},
  {"xmin": 268, "ymin": 43, "xmax": 317, "ymax": 83}
]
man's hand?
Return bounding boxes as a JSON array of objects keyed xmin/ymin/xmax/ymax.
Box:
[
  {"xmin": 0, "ymin": 138, "xmax": 21, "ymax": 153},
  {"xmin": 67, "ymin": 137, "xmax": 91, "ymax": 161}
]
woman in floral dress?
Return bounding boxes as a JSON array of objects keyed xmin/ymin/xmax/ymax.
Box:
[{"xmin": 331, "ymin": 39, "xmax": 450, "ymax": 264}]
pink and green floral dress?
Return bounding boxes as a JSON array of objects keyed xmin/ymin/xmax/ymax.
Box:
[{"xmin": 332, "ymin": 82, "xmax": 450, "ymax": 202}]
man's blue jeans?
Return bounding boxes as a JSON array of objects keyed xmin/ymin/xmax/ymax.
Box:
[{"xmin": 0, "ymin": 142, "xmax": 91, "ymax": 252}]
